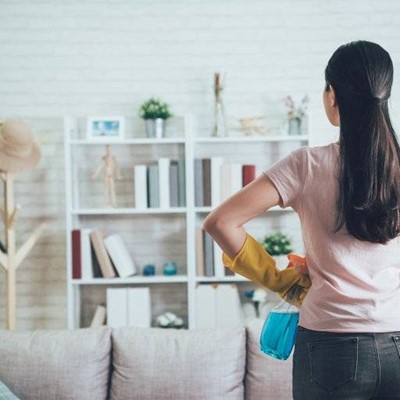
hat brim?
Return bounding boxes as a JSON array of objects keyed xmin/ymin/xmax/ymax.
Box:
[{"xmin": 0, "ymin": 142, "xmax": 41, "ymax": 173}]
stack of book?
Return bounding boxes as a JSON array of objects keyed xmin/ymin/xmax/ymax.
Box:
[
  {"xmin": 89, "ymin": 287, "xmax": 152, "ymax": 329},
  {"xmin": 196, "ymin": 227, "xmax": 235, "ymax": 278},
  {"xmin": 134, "ymin": 157, "xmax": 186, "ymax": 209},
  {"xmin": 195, "ymin": 284, "xmax": 242, "ymax": 329},
  {"xmin": 71, "ymin": 229, "xmax": 137, "ymax": 280},
  {"xmin": 194, "ymin": 157, "xmax": 256, "ymax": 207},
  {"xmin": 106, "ymin": 287, "xmax": 151, "ymax": 328}
]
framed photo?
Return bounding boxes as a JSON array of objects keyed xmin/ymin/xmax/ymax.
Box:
[{"xmin": 86, "ymin": 116, "xmax": 125, "ymax": 141}]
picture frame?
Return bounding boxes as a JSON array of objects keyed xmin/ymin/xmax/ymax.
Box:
[{"xmin": 86, "ymin": 116, "xmax": 125, "ymax": 141}]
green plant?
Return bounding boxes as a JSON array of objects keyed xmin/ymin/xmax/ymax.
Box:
[
  {"xmin": 139, "ymin": 98, "xmax": 172, "ymax": 120},
  {"xmin": 262, "ymin": 232, "xmax": 293, "ymax": 256}
]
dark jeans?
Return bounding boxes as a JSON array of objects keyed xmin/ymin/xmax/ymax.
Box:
[{"xmin": 293, "ymin": 325, "xmax": 400, "ymax": 399}]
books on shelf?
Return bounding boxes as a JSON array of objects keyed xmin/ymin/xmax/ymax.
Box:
[
  {"xmin": 194, "ymin": 157, "xmax": 256, "ymax": 207},
  {"xmin": 134, "ymin": 164, "xmax": 147, "ymax": 209},
  {"xmin": 90, "ymin": 230, "xmax": 117, "ymax": 279},
  {"xmin": 103, "ymin": 234, "xmax": 138, "ymax": 278},
  {"xmin": 195, "ymin": 284, "xmax": 242, "ymax": 329},
  {"xmin": 135, "ymin": 157, "xmax": 185, "ymax": 209},
  {"xmin": 90, "ymin": 305, "xmax": 107, "ymax": 328},
  {"xmin": 71, "ymin": 229, "xmax": 138, "ymax": 280},
  {"xmin": 107, "ymin": 287, "xmax": 151, "ymax": 328},
  {"xmin": 195, "ymin": 227, "xmax": 236, "ymax": 278}
]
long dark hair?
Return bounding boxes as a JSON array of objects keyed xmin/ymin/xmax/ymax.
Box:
[{"xmin": 325, "ymin": 40, "xmax": 400, "ymax": 243}]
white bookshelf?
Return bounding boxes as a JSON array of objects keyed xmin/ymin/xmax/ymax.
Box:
[{"xmin": 64, "ymin": 115, "xmax": 310, "ymax": 329}]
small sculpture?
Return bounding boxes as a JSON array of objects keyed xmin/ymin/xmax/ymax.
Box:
[
  {"xmin": 238, "ymin": 116, "xmax": 270, "ymax": 136},
  {"xmin": 92, "ymin": 145, "xmax": 122, "ymax": 208}
]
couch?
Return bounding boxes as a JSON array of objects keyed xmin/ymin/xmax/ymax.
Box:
[{"xmin": 0, "ymin": 319, "xmax": 293, "ymax": 400}]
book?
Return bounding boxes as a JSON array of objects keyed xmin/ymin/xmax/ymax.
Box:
[
  {"xmin": 195, "ymin": 226, "xmax": 205, "ymax": 276},
  {"xmin": 202, "ymin": 158, "xmax": 211, "ymax": 206},
  {"xmin": 169, "ymin": 160, "xmax": 179, "ymax": 208},
  {"xmin": 106, "ymin": 288, "xmax": 152, "ymax": 328},
  {"xmin": 194, "ymin": 159, "xmax": 204, "ymax": 207},
  {"xmin": 195, "ymin": 284, "xmax": 217, "ymax": 329},
  {"xmin": 210, "ymin": 157, "xmax": 224, "ymax": 207},
  {"xmin": 177, "ymin": 158, "xmax": 186, "ymax": 207},
  {"xmin": 147, "ymin": 163, "xmax": 159, "ymax": 208},
  {"xmin": 90, "ymin": 305, "xmax": 107, "ymax": 328},
  {"xmin": 213, "ymin": 240, "xmax": 225, "ymax": 279},
  {"xmin": 215, "ymin": 284, "xmax": 242, "ymax": 329},
  {"xmin": 195, "ymin": 284, "xmax": 242, "ymax": 329},
  {"xmin": 220, "ymin": 163, "xmax": 231, "ymax": 202},
  {"xmin": 71, "ymin": 229, "xmax": 81, "ymax": 279},
  {"xmin": 81, "ymin": 229, "xmax": 93, "ymax": 280},
  {"xmin": 230, "ymin": 162, "xmax": 243, "ymax": 193},
  {"xmin": 203, "ymin": 229, "xmax": 214, "ymax": 277},
  {"xmin": 242, "ymin": 164, "xmax": 256, "ymax": 187},
  {"xmin": 107, "ymin": 288, "xmax": 128, "ymax": 328},
  {"xmin": 127, "ymin": 288, "xmax": 151, "ymax": 328},
  {"xmin": 134, "ymin": 164, "xmax": 148, "ymax": 209},
  {"xmin": 103, "ymin": 234, "xmax": 137, "ymax": 279},
  {"xmin": 158, "ymin": 157, "xmax": 170, "ymax": 209},
  {"xmin": 90, "ymin": 230, "xmax": 116, "ymax": 279}
]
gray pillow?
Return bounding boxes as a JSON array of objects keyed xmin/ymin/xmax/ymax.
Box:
[
  {"xmin": 245, "ymin": 319, "xmax": 293, "ymax": 399},
  {"xmin": 110, "ymin": 326, "xmax": 246, "ymax": 400},
  {"xmin": 0, "ymin": 327, "xmax": 111, "ymax": 400}
]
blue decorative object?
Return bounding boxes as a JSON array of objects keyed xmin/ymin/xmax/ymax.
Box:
[
  {"xmin": 143, "ymin": 264, "xmax": 156, "ymax": 276},
  {"xmin": 163, "ymin": 261, "xmax": 177, "ymax": 276}
]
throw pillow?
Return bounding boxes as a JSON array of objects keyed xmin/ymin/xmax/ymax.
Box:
[{"xmin": 110, "ymin": 326, "xmax": 246, "ymax": 400}]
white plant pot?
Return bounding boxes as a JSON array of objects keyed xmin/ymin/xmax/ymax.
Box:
[{"xmin": 145, "ymin": 118, "xmax": 166, "ymax": 138}]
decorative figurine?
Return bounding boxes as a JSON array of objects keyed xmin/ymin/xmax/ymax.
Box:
[
  {"xmin": 238, "ymin": 116, "xmax": 270, "ymax": 136},
  {"xmin": 92, "ymin": 144, "xmax": 123, "ymax": 208},
  {"xmin": 143, "ymin": 264, "xmax": 156, "ymax": 276},
  {"xmin": 163, "ymin": 261, "xmax": 177, "ymax": 276}
]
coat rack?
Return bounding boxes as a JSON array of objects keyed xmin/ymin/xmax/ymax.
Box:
[{"xmin": 0, "ymin": 172, "xmax": 46, "ymax": 330}]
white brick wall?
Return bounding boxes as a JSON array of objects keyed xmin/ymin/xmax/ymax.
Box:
[{"xmin": 1, "ymin": 0, "xmax": 400, "ymax": 329}]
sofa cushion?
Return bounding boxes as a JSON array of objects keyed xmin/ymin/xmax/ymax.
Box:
[
  {"xmin": 0, "ymin": 327, "xmax": 111, "ymax": 400},
  {"xmin": 245, "ymin": 319, "xmax": 293, "ymax": 399},
  {"xmin": 110, "ymin": 326, "xmax": 246, "ymax": 400}
]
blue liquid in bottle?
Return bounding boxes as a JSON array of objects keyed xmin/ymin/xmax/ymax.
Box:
[{"xmin": 260, "ymin": 310, "xmax": 299, "ymax": 360}]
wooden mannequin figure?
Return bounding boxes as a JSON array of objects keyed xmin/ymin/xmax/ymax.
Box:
[{"xmin": 92, "ymin": 145, "xmax": 123, "ymax": 208}]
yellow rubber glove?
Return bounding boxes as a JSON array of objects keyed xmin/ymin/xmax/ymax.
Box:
[{"xmin": 221, "ymin": 232, "xmax": 311, "ymax": 307}]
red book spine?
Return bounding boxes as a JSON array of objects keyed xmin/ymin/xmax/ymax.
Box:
[
  {"xmin": 242, "ymin": 165, "xmax": 256, "ymax": 187},
  {"xmin": 71, "ymin": 229, "xmax": 82, "ymax": 279}
]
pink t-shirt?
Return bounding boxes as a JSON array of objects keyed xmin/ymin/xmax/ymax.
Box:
[{"xmin": 264, "ymin": 142, "xmax": 400, "ymax": 332}]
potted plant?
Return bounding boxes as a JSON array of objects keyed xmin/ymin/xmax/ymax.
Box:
[
  {"xmin": 262, "ymin": 232, "xmax": 293, "ymax": 270},
  {"xmin": 139, "ymin": 98, "xmax": 172, "ymax": 138},
  {"xmin": 283, "ymin": 94, "xmax": 309, "ymax": 135}
]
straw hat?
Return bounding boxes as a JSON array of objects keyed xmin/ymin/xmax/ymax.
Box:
[{"xmin": 0, "ymin": 120, "xmax": 41, "ymax": 173}]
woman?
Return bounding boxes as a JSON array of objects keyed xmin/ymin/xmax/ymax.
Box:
[{"xmin": 204, "ymin": 40, "xmax": 400, "ymax": 399}]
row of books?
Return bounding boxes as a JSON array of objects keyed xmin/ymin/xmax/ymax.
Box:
[
  {"xmin": 91, "ymin": 285, "xmax": 241, "ymax": 330},
  {"xmin": 196, "ymin": 227, "xmax": 236, "ymax": 278},
  {"xmin": 195, "ymin": 158, "xmax": 256, "ymax": 207},
  {"xmin": 71, "ymin": 229, "xmax": 137, "ymax": 280},
  {"xmin": 134, "ymin": 158, "xmax": 186, "ymax": 209},
  {"xmin": 196, "ymin": 284, "xmax": 242, "ymax": 329}
]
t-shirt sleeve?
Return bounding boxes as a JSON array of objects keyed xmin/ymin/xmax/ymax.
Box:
[{"xmin": 263, "ymin": 147, "xmax": 308, "ymax": 209}]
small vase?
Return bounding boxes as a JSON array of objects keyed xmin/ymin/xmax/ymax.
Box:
[
  {"xmin": 213, "ymin": 100, "xmax": 227, "ymax": 137},
  {"xmin": 145, "ymin": 118, "xmax": 166, "ymax": 138},
  {"xmin": 288, "ymin": 117, "xmax": 302, "ymax": 136}
]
